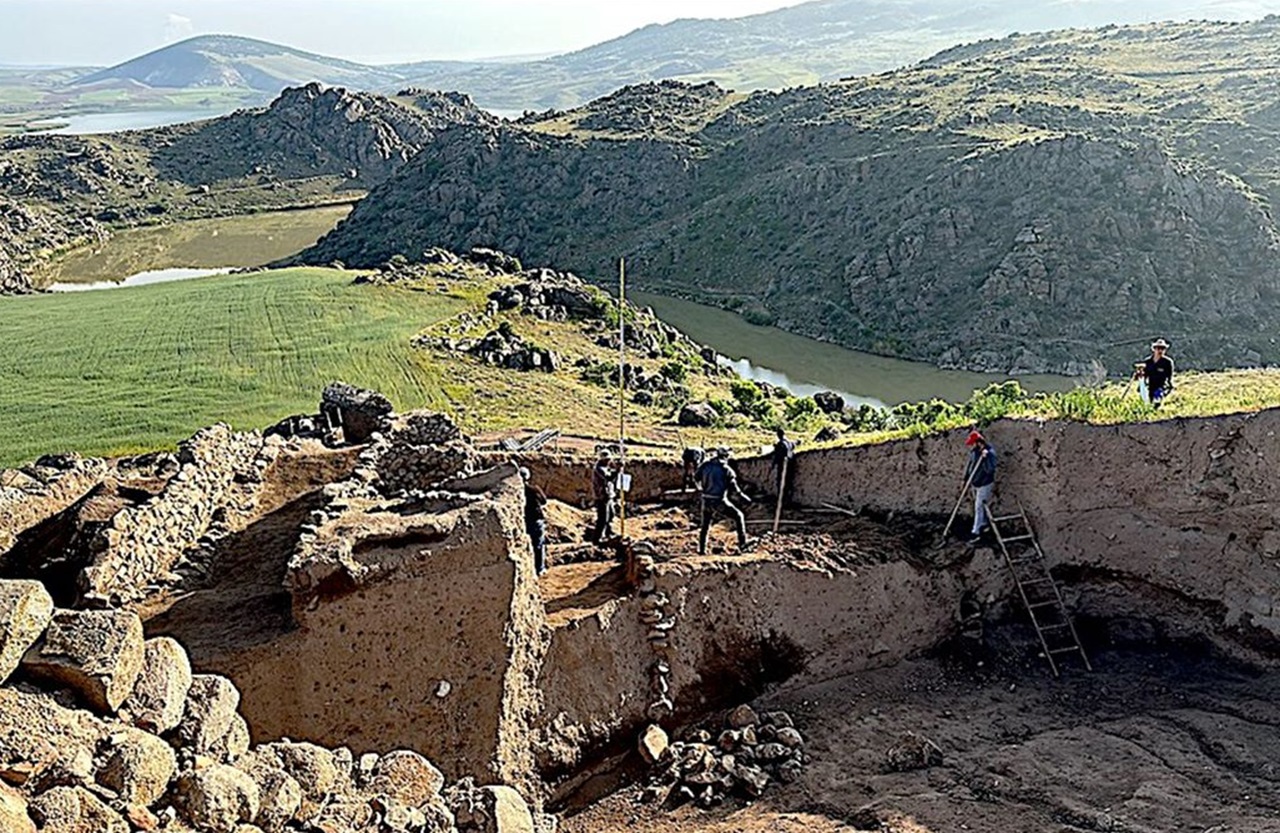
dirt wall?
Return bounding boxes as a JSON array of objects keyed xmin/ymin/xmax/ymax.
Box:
[
  {"xmin": 534, "ymin": 550, "xmax": 1009, "ymax": 792},
  {"xmin": 214, "ymin": 469, "xmax": 549, "ymax": 797},
  {"xmin": 0, "ymin": 456, "xmax": 107, "ymax": 557},
  {"xmin": 520, "ymin": 454, "xmax": 682, "ymax": 506},
  {"xmin": 737, "ymin": 409, "xmax": 1280, "ymax": 659}
]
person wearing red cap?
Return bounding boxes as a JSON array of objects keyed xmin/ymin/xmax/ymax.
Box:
[{"xmin": 964, "ymin": 430, "xmax": 997, "ymax": 543}]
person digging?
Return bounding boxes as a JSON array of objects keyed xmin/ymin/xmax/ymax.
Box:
[
  {"xmin": 963, "ymin": 430, "xmax": 997, "ymax": 544},
  {"xmin": 695, "ymin": 447, "xmax": 753, "ymax": 555},
  {"xmin": 590, "ymin": 449, "xmax": 618, "ymax": 545},
  {"xmin": 771, "ymin": 427, "xmax": 797, "ymax": 506}
]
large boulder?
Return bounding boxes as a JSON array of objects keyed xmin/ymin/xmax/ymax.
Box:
[
  {"xmin": 96, "ymin": 727, "xmax": 177, "ymax": 806},
  {"xmin": 20, "ymin": 609, "xmax": 144, "ymax": 714},
  {"xmin": 813, "ymin": 390, "xmax": 846, "ymax": 414},
  {"xmin": 248, "ymin": 768, "xmax": 302, "ymax": 832},
  {"xmin": 172, "ymin": 765, "xmax": 261, "ymax": 833},
  {"xmin": 0, "ymin": 782, "xmax": 35, "ymax": 833},
  {"xmin": 254, "ymin": 741, "xmax": 340, "ymax": 819},
  {"xmin": 173, "ymin": 675, "xmax": 241, "ymax": 756},
  {"xmin": 0, "ymin": 688, "xmax": 102, "ymax": 789},
  {"xmin": 28, "ymin": 786, "xmax": 129, "ymax": 833},
  {"xmin": 448, "ymin": 782, "xmax": 534, "ymax": 833},
  {"xmin": 678, "ymin": 402, "xmax": 718, "ymax": 427},
  {"xmin": 370, "ymin": 749, "xmax": 444, "ymax": 806},
  {"xmin": 0, "ymin": 579, "xmax": 54, "ymax": 685},
  {"xmin": 122, "ymin": 637, "xmax": 193, "ymax": 734},
  {"xmin": 321, "ymin": 382, "xmax": 394, "ymax": 445}
]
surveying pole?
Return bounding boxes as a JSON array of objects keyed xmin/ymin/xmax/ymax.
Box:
[{"xmin": 618, "ymin": 257, "xmax": 628, "ymax": 537}]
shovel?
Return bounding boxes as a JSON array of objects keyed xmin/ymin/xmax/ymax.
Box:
[{"xmin": 937, "ymin": 462, "xmax": 980, "ymax": 548}]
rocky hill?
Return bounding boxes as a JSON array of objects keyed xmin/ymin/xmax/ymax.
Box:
[
  {"xmin": 72, "ymin": 34, "xmax": 403, "ymax": 94},
  {"xmin": 299, "ymin": 19, "xmax": 1280, "ymax": 374},
  {"xmin": 0, "ymin": 85, "xmax": 491, "ymax": 292}
]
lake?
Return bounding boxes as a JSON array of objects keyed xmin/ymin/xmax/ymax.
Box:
[
  {"xmin": 29, "ymin": 109, "xmax": 226, "ymax": 135},
  {"xmin": 631, "ymin": 291, "xmax": 1075, "ymax": 406},
  {"xmin": 39, "ymin": 206, "xmax": 352, "ymax": 287}
]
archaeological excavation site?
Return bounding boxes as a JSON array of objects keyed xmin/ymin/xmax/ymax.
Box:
[{"xmin": 2, "ymin": 382, "xmax": 1280, "ymax": 833}]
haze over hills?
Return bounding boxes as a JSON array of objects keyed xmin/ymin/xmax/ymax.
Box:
[
  {"xmin": 6, "ymin": 0, "xmax": 1280, "ymax": 129},
  {"xmin": 298, "ymin": 17, "xmax": 1280, "ymax": 376}
]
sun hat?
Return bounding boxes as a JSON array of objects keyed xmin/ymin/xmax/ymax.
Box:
[{"xmin": 1151, "ymin": 338, "xmax": 1170, "ymax": 349}]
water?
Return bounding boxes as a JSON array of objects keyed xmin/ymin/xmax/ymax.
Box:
[
  {"xmin": 41, "ymin": 206, "xmax": 351, "ymax": 287},
  {"xmin": 47, "ymin": 268, "xmax": 230, "ymax": 292},
  {"xmin": 29, "ymin": 109, "xmax": 224, "ymax": 135},
  {"xmin": 631, "ymin": 291, "xmax": 1076, "ymax": 406}
]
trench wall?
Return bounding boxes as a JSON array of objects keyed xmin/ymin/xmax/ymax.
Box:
[
  {"xmin": 520, "ymin": 454, "xmax": 682, "ymax": 505},
  {"xmin": 0, "ymin": 456, "xmax": 108, "ymax": 557},
  {"xmin": 736, "ymin": 409, "xmax": 1280, "ymax": 656},
  {"xmin": 215, "ymin": 473, "xmax": 549, "ymax": 798}
]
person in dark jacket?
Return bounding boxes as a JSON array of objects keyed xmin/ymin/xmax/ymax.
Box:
[
  {"xmin": 682, "ymin": 446, "xmax": 705, "ymax": 492},
  {"xmin": 520, "ymin": 467, "xmax": 548, "ymax": 575},
  {"xmin": 1134, "ymin": 338, "xmax": 1174, "ymax": 407},
  {"xmin": 770, "ymin": 427, "xmax": 797, "ymax": 504},
  {"xmin": 964, "ymin": 430, "xmax": 997, "ymax": 543},
  {"xmin": 591, "ymin": 449, "xmax": 617, "ymax": 544},
  {"xmin": 695, "ymin": 447, "xmax": 752, "ymax": 555}
]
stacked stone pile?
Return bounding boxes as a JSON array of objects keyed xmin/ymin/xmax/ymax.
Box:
[
  {"xmin": 0, "ymin": 454, "xmax": 110, "ymax": 556},
  {"xmin": 419, "ymin": 324, "xmax": 558, "ymax": 374},
  {"xmin": 0, "ymin": 578, "xmax": 540, "ymax": 833},
  {"xmin": 371, "ymin": 413, "xmax": 478, "ymax": 497},
  {"xmin": 640, "ymin": 705, "xmax": 808, "ymax": 808},
  {"xmin": 80, "ymin": 425, "xmax": 266, "ymax": 606}
]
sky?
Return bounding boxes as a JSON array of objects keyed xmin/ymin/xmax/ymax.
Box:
[{"xmin": 0, "ymin": 0, "xmax": 811, "ymax": 66}]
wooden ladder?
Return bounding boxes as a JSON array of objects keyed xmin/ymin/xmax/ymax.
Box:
[{"xmin": 989, "ymin": 502, "xmax": 1092, "ymax": 678}]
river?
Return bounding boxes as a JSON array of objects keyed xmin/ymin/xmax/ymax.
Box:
[
  {"xmin": 29, "ymin": 109, "xmax": 227, "ymax": 135},
  {"xmin": 631, "ymin": 291, "xmax": 1074, "ymax": 406},
  {"xmin": 42, "ymin": 210, "xmax": 1073, "ymax": 405}
]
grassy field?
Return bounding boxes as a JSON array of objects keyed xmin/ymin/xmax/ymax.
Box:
[{"xmin": 0, "ymin": 268, "xmax": 467, "ymax": 466}]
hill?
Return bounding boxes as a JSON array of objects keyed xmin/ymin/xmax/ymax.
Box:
[
  {"xmin": 72, "ymin": 34, "xmax": 405, "ymax": 94},
  {"xmin": 0, "ymin": 85, "xmax": 494, "ymax": 293},
  {"xmin": 298, "ymin": 18, "xmax": 1280, "ymax": 375},
  {"xmin": 397, "ymin": 0, "xmax": 1280, "ymax": 111}
]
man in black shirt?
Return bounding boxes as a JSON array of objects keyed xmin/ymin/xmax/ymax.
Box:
[
  {"xmin": 520, "ymin": 467, "xmax": 548, "ymax": 575},
  {"xmin": 771, "ymin": 427, "xmax": 797, "ymax": 504},
  {"xmin": 695, "ymin": 448, "xmax": 752, "ymax": 555},
  {"xmin": 682, "ymin": 446, "xmax": 705, "ymax": 492},
  {"xmin": 1135, "ymin": 338, "xmax": 1174, "ymax": 406}
]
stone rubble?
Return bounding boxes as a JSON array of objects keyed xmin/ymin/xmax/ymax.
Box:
[
  {"xmin": 640, "ymin": 707, "xmax": 809, "ymax": 808},
  {"xmin": 0, "ymin": 577, "xmax": 539, "ymax": 833}
]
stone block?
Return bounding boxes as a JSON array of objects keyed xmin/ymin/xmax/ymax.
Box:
[
  {"xmin": 21, "ymin": 609, "xmax": 144, "ymax": 714},
  {"xmin": 123, "ymin": 637, "xmax": 192, "ymax": 733},
  {"xmin": 173, "ymin": 765, "xmax": 261, "ymax": 833},
  {"xmin": 0, "ymin": 580, "xmax": 53, "ymax": 685}
]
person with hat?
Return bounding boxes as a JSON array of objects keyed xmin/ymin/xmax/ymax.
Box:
[
  {"xmin": 963, "ymin": 430, "xmax": 997, "ymax": 543},
  {"xmin": 1134, "ymin": 339, "xmax": 1174, "ymax": 407},
  {"xmin": 591, "ymin": 448, "xmax": 618, "ymax": 544},
  {"xmin": 694, "ymin": 447, "xmax": 752, "ymax": 555},
  {"xmin": 519, "ymin": 467, "xmax": 548, "ymax": 575}
]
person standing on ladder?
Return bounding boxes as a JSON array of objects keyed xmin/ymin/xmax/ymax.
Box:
[
  {"xmin": 695, "ymin": 447, "xmax": 753, "ymax": 555},
  {"xmin": 964, "ymin": 430, "xmax": 997, "ymax": 544}
]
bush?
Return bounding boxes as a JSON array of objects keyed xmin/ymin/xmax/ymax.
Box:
[
  {"xmin": 963, "ymin": 381, "xmax": 1026, "ymax": 425},
  {"xmin": 659, "ymin": 361, "xmax": 689, "ymax": 384},
  {"xmin": 785, "ymin": 396, "xmax": 820, "ymax": 421}
]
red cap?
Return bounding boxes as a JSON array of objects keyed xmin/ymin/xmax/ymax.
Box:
[{"xmin": 965, "ymin": 430, "xmax": 984, "ymax": 447}]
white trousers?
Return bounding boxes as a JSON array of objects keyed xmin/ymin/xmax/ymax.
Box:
[{"xmin": 972, "ymin": 484, "xmax": 994, "ymax": 535}]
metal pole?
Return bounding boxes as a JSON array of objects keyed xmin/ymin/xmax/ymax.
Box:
[{"xmin": 618, "ymin": 257, "xmax": 627, "ymax": 538}]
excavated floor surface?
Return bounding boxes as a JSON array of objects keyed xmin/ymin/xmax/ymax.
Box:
[{"xmin": 565, "ymin": 644, "xmax": 1280, "ymax": 832}]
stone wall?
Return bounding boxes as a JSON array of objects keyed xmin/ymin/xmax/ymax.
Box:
[
  {"xmin": 80, "ymin": 425, "xmax": 267, "ymax": 605},
  {"xmin": 0, "ymin": 455, "xmax": 108, "ymax": 558}
]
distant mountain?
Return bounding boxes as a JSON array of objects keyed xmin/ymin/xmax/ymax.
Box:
[
  {"xmin": 299, "ymin": 18, "xmax": 1280, "ymax": 375},
  {"xmin": 398, "ymin": 0, "xmax": 1280, "ymax": 111},
  {"xmin": 71, "ymin": 34, "xmax": 411, "ymax": 94}
]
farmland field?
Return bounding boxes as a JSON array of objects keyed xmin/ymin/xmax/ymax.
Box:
[{"xmin": 0, "ymin": 268, "xmax": 465, "ymax": 466}]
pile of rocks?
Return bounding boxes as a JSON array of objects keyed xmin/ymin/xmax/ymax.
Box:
[
  {"xmin": 322, "ymin": 382, "xmax": 395, "ymax": 445},
  {"xmin": 372, "ymin": 412, "xmax": 478, "ymax": 497},
  {"xmin": 640, "ymin": 705, "xmax": 807, "ymax": 808},
  {"xmin": 486, "ymin": 270, "xmax": 602, "ymax": 322},
  {"xmin": 0, "ymin": 578, "xmax": 539, "ymax": 833},
  {"xmin": 423, "ymin": 324, "xmax": 559, "ymax": 374}
]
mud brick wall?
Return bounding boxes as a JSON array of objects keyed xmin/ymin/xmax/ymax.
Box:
[
  {"xmin": 737, "ymin": 408, "xmax": 1280, "ymax": 659},
  {"xmin": 220, "ymin": 469, "xmax": 549, "ymax": 799},
  {"xmin": 0, "ymin": 456, "xmax": 108, "ymax": 557},
  {"xmin": 80, "ymin": 425, "xmax": 265, "ymax": 605},
  {"xmin": 520, "ymin": 454, "xmax": 683, "ymax": 506}
]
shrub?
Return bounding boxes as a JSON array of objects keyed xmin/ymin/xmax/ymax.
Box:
[{"xmin": 659, "ymin": 360, "xmax": 689, "ymax": 384}]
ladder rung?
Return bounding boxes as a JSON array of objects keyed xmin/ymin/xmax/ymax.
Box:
[
  {"xmin": 1010, "ymin": 557, "xmax": 1041, "ymax": 566},
  {"xmin": 1049, "ymin": 647, "xmax": 1083, "ymax": 655},
  {"xmin": 992, "ymin": 515, "xmax": 1023, "ymax": 523},
  {"xmin": 1040, "ymin": 623, "xmax": 1071, "ymax": 631},
  {"xmin": 1021, "ymin": 576, "xmax": 1054, "ymax": 586},
  {"xmin": 1029, "ymin": 600, "xmax": 1060, "ymax": 609},
  {"xmin": 1002, "ymin": 534, "xmax": 1034, "ymax": 543}
]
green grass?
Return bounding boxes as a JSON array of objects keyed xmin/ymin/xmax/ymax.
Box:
[{"xmin": 0, "ymin": 268, "xmax": 466, "ymax": 466}]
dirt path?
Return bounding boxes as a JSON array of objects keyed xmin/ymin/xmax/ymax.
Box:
[{"xmin": 565, "ymin": 647, "xmax": 1280, "ymax": 832}]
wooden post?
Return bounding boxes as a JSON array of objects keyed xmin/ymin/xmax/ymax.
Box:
[
  {"xmin": 618, "ymin": 258, "xmax": 627, "ymax": 538},
  {"xmin": 772, "ymin": 456, "xmax": 789, "ymax": 534}
]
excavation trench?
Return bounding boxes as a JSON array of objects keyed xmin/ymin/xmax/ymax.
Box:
[{"xmin": 6, "ymin": 407, "xmax": 1280, "ymax": 831}]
